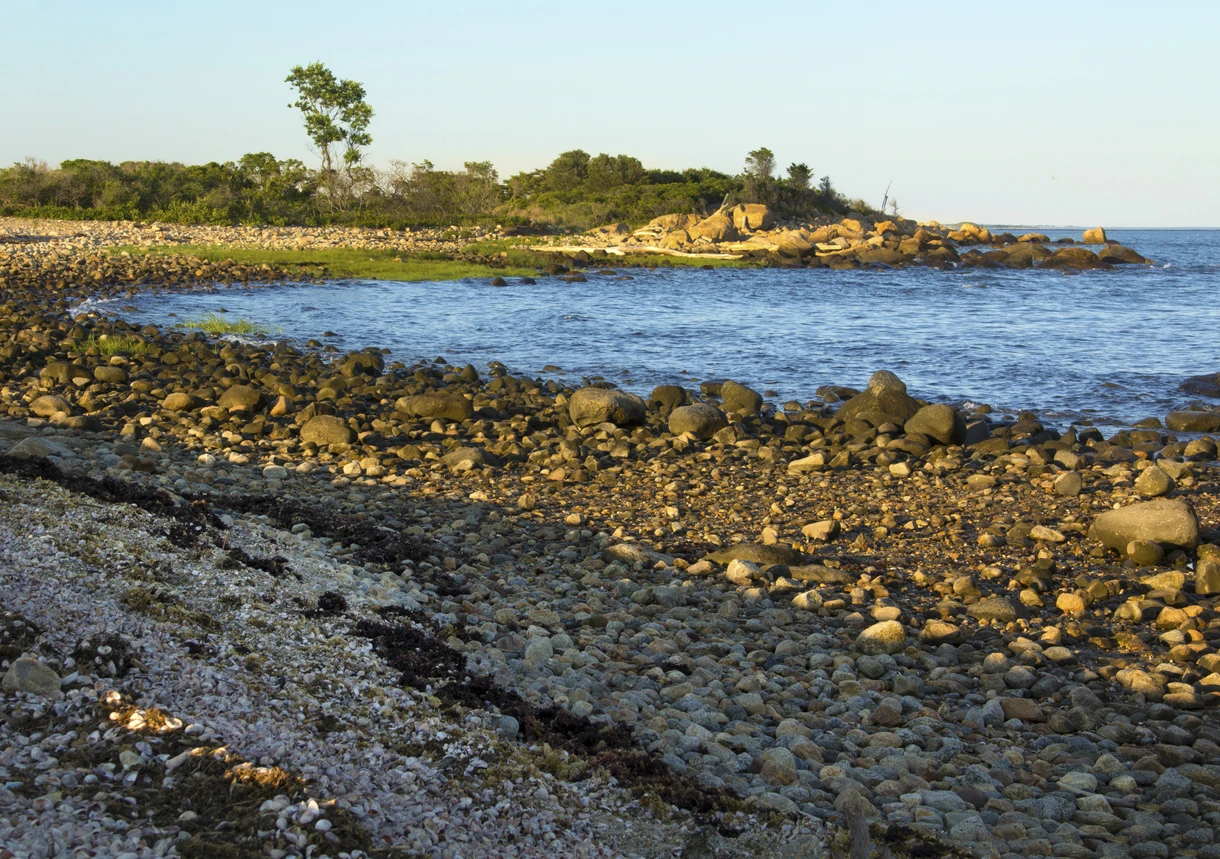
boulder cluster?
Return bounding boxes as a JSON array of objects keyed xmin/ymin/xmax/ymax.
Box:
[{"xmin": 587, "ymin": 209, "xmax": 1148, "ymax": 270}]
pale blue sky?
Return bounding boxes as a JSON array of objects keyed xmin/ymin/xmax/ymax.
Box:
[{"xmin": 3, "ymin": 1, "xmax": 1215, "ymax": 226}]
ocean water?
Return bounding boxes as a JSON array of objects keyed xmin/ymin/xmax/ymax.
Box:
[{"xmin": 84, "ymin": 229, "xmax": 1220, "ymax": 430}]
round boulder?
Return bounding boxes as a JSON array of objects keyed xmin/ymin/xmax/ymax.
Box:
[
  {"xmin": 162, "ymin": 392, "xmax": 197, "ymax": 412},
  {"xmin": 300, "ymin": 415, "xmax": 354, "ymax": 447},
  {"xmin": 905, "ymin": 403, "xmax": 966, "ymax": 445},
  {"xmin": 720, "ymin": 380, "xmax": 763, "ymax": 413},
  {"xmin": 1089, "ymin": 498, "xmax": 1199, "ymax": 553},
  {"xmin": 836, "ymin": 371, "xmax": 920, "ymax": 426},
  {"xmin": 856, "ymin": 620, "xmax": 906, "ymax": 655},
  {"xmin": 669, "ymin": 403, "xmax": 728, "ymax": 439},
  {"xmin": 396, "ymin": 393, "xmax": 474, "ymax": 423},
  {"xmin": 568, "ymin": 387, "xmax": 645, "ymax": 428},
  {"xmin": 217, "ymin": 384, "xmax": 264, "ymax": 412},
  {"xmin": 94, "ymin": 366, "xmax": 128, "ymax": 384},
  {"xmin": 649, "ymin": 385, "xmax": 687, "ymax": 410},
  {"xmin": 30, "ymin": 394, "xmax": 72, "ymax": 418}
]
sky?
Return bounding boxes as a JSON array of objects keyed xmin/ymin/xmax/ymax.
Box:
[{"xmin": 2, "ymin": 1, "xmax": 1216, "ymax": 227}]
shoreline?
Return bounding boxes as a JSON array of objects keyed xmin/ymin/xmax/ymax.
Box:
[{"xmin": 3, "ymin": 221, "xmax": 1220, "ymax": 858}]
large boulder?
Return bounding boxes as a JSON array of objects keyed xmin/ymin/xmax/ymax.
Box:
[
  {"xmin": 1089, "ymin": 498, "xmax": 1200, "ymax": 553},
  {"xmin": 396, "ymin": 393, "xmax": 474, "ymax": 422},
  {"xmin": 1166, "ymin": 411, "xmax": 1220, "ymax": 432},
  {"xmin": 217, "ymin": 384, "xmax": 264, "ymax": 412},
  {"xmin": 856, "ymin": 621, "xmax": 907, "ymax": 656},
  {"xmin": 1098, "ymin": 245, "xmax": 1149, "ymax": 265},
  {"xmin": 1, "ymin": 656, "xmax": 61, "ymax": 697},
  {"xmin": 30, "ymin": 394, "xmax": 72, "ymax": 418},
  {"xmin": 730, "ymin": 204, "xmax": 775, "ymax": 233},
  {"xmin": 720, "ymin": 380, "xmax": 763, "ymax": 413},
  {"xmin": 337, "ymin": 351, "xmax": 385, "ymax": 378},
  {"xmin": 644, "ymin": 213, "xmax": 700, "ymax": 234},
  {"xmin": 1041, "ymin": 247, "xmax": 1104, "ymax": 270},
  {"xmin": 587, "ymin": 222, "xmax": 630, "ymax": 239},
  {"xmin": 705, "ymin": 543, "xmax": 810, "ymax": 567},
  {"xmin": 905, "ymin": 404, "xmax": 967, "ymax": 445},
  {"xmin": 669, "ymin": 403, "xmax": 728, "ymax": 439},
  {"xmin": 300, "ymin": 415, "xmax": 354, "ymax": 446},
  {"xmin": 568, "ymin": 387, "xmax": 645, "ymax": 428},
  {"xmin": 1082, "ymin": 226, "xmax": 1107, "ymax": 244},
  {"xmin": 649, "ymin": 385, "xmax": 687, "ymax": 410},
  {"xmin": 162, "ymin": 392, "xmax": 198, "ymax": 412},
  {"xmin": 1180, "ymin": 373, "xmax": 1220, "ymax": 398},
  {"xmin": 836, "ymin": 371, "xmax": 920, "ymax": 427},
  {"xmin": 687, "ymin": 213, "xmax": 739, "ymax": 243},
  {"xmin": 772, "ymin": 232, "xmax": 814, "ymax": 258}
]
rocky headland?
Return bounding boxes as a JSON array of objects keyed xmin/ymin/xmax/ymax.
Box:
[
  {"xmin": 1, "ymin": 221, "xmax": 1218, "ymax": 859},
  {"xmin": 565, "ymin": 208, "xmax": 1150, "ymax": 271}
]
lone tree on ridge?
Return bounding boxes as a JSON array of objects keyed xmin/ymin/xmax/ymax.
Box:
[{"xmin": 286, "ymin": 61, "xmax": 374, "ymax": 209}]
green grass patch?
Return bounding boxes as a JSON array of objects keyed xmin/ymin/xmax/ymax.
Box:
[
  {"xmin": 177, "ymin": 313, "xmax": 276, "ymax": 337},
  {"xmin": 115, "ymin": 245, "xmax": 537, "ymax": 282},
  {"xmin": 78, "ymin": 335, "xmax": 150, "ymax": 356}
]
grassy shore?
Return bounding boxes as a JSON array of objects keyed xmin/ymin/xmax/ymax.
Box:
[
  {"xmin": 113, "ymin": 245, "xmax": 539, "ymax": 281},
  {"xmin": 111, "ymin": 242, "xmax": 751, "ymax": 282}
]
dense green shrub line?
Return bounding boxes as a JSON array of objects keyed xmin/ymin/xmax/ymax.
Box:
[{"xmin": 0, "ymin": 149, "xmax": 874, "ymax": 231}]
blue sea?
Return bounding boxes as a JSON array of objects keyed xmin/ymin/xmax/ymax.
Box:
[{"xmin": 83, "ymin": 229, "xmax": 1220, "ymax": 431}]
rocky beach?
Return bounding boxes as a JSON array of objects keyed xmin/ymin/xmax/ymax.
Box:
[{"xmin": 3, "ymin": 219, "xmax": 1220, "ymax": 859}]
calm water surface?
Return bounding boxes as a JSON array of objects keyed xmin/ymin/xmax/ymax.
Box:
[{"xmin": 84, "ymin": 229, "xmax": 1220, "ymax": 430}]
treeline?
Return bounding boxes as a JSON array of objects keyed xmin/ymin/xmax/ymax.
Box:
[{"xmin": 0, "ymin": 149, "xmax": 873, "ymax": 230}]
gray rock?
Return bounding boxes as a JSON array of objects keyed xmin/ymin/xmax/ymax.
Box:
[
  {"xmin": 966, "ymin": 596, "xmax": 1019, "ymax": 623},
  {"xmin": 668, "ymin": 403, "xmax": 728, "ymax": 439},
  {"xmin": 720, "ymin": 380, "xmax": 763, "ymax": 413},
  {"xmin": 440, "ymin": 447, "xmax": 497, "ymax": 469},
  {"xmin": 567, "ymin": 387, "xmax": 645, "ymax": 428},
  {"xmin": 1166, "ymin": 410, "xmax": 1220, "ymax": 432},
  {"xmin": 1, "ymin": 656, "xmax": 61, "ymax": 697},
  {"xmin": 1089, "ymin": 498, "xmax": 1199, "ymax": 552},
  {"xmin": 30, "ymin": 394, "xmax": 72, "ymax": 417},
  {"xmin": 523, "ymin": 638, "xmax": 553, "ymax": 668},
  {"xmin": 648, "ymin": 385, "xmax": 687, "ymax": 410},
  {"xmin": 396, "ymin": 393, "xmax": 475, "ymax": 423},
  {"xmin": 705, "ymin": 543, "xmax": 809, "ymax": 567},
  {"xmin": 217, "ymin": 384, "xmax": 264, "ymax": 411},
  {"xmin": 8, "ymin": 437, "xmax": 73, "ymax": 460},
  {"xmin": 299, "ymin": 415, "xmax": 354, "ymax": 446},
  {"xmin": 497, "ymin": 715, "xmax": 520, "ymax": 739},
  {"xmin": 904, "ymin": 403, "xmax": 966, "ymax": 445},
  {"xmin": 856, "ymin": 620, "xmax": 906, "ymax": 655},
  {"xmin": 1134, "ymin": 466, "xmax": 1174, "ymax": 497},
  {"xmin": 836, "ymin": 371, "xmax": 920, "ymax": 427}
]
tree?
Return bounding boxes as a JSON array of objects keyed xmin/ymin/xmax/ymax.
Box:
[
  {"xmin": 285, "ymin": 62, "xmax": 373, "ymax": 209},
  {"xmin": 744, "ymin": 147, "xmax": 776, "ymax": 181},
  {"xmin": 542, "ymin": 150, "xmax": 591, "ymax": 193},
  {"xmin": 786, "ymin": 162, "xmax": 812, "ymax": 190}
]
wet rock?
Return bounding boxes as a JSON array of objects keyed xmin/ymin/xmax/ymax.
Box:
[
  {"xmin": 1165, "ymin": 410, "xmax": 1220, "ymax": 432},
  {"xmin": 1089, "ymin": 498, "xmax": 1199, "ymax": 553}
]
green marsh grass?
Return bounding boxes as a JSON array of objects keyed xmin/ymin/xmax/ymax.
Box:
[
  {"xmin": 177, "ymin": 313, "xmax": 277, "ymax": 337},
  {"xmin": 78, "ymin": 335, "xmax": 150, "ymax": 356}
]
